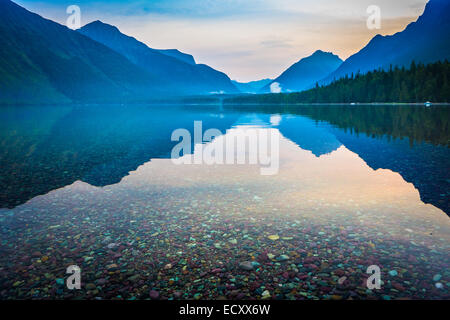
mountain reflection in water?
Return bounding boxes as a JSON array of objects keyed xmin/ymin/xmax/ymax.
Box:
[
  {"xmin": 0, "ymin": 104, "xmax": 449, "ymax": 300},
  {"xmin": 0, "ymin": 104, "xmax": 448, "ymax": 213}
]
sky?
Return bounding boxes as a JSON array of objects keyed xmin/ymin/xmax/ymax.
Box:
[{"xmin": 16, "ymin": 0, "xmax": 428, "ymax": 82}]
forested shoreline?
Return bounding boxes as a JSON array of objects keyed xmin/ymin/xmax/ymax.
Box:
[{"xmin": 225, "ymin": 60, "xmax": 450, "ymax": 104}]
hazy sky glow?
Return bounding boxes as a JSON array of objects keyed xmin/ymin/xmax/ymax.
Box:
[{"xmin": 16, "ymin": 0, "xmax": 428, "ymax": 81}]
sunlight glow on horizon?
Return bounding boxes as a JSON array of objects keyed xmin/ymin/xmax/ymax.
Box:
[{"xmin": 16, "ymin": 0, "xmax": 428, "ymax": 82}]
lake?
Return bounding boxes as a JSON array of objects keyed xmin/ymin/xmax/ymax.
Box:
[{"xmin": 0, "ymin": 104, "xmax": 449, "ymax": 300}]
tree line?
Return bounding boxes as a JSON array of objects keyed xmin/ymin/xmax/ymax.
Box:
[{"xmin": 225, "ymin": 60, "xmax": 450, "ymax": 104}]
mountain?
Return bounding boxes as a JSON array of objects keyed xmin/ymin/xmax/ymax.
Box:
[
  {"xmin": 322, "ymin": 0, "xmax": 450, "ymax": 84},
  {"xmin": 232, "ymin": 79, "xmax": 272, "ymax": 93},
  {"xmin": 226, "ymin": 60, "xmax": 450, "ymax": 104},
  {"xmin": 261, "ymin": 50, "xmax": 343, "ymax": 93},
  {"xmin": 79, "ymin": 21, "xmax": 238, "ymax": 95},
  {"xmin": 0, "ymin": 0, "xmax": 172, "ymax": 104},
  {"xmin": 156, "ymin": 49, "xmax": 196, "ymax": 65}
]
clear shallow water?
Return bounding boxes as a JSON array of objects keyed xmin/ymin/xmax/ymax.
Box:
[{"xmin": 0, "ymin": 104, "xmax": 449, "ymax": 300}]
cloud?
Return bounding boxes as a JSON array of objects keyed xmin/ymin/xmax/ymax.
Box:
[
  {"xmin": 270, "ymin": 82, "xmax": 282, "ymax": 93},
  {"xmin": 260, "ymin": 39, "xmax": 293, "ymax": 48}
]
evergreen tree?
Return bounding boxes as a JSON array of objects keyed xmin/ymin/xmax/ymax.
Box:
[{"xmin": 225, "ymin": 60, "xmax": 450, "ymax": 104}]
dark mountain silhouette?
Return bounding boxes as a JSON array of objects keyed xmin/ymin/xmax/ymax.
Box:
[
  {"xmin": 0, "ymin": 0, "xmax": 172, "ymax": 104},
  {"xmin": 261, "ymin": 50, "xmax": 342, "ymax": 93},
  {"xmin": 79, "ymin": 21, "xmax": 239, "ymax": 95},
  {"xmin": 322, "ymin": 0, "xmax": 450, "ymax": 84}
]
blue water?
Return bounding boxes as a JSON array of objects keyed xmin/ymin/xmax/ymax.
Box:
[{"xmin": 0, "ymin": 104, "xmax": 449, "ymax": 300}]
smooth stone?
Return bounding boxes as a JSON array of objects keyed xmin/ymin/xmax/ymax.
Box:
[
  {"xmin": 338, "ymin": 276, "xmax": 347, "ymax": 285},
  {"xmin": 128, "ymin": 275, "xmax": 139, "ymax": 282},
  {"xmin": 392, "ymin": 282, "xmax": 405, "ymax": 291},
  {"xmin": 164, "ymin": 263, "xmax": 173, "ymax": 270},
  {"xmin": 239, "ymin": 261, "xmax": 254, "ymax": 271},
  {"xmin": 150, "ymin": 290, "xmax": 159, "ymax": 299},
  {"xmin": 388, "ymin": 270, "xmax": 398, "ymax": 277},
  {"xmin": 433, "ymin": 274, "xmax": 442, "ymax": 282},
  {"xmin": 278, "ymin": 255, "xmax": 289, "ymax": 261},
  {"xmin": 107, "ymin": 243, "xmax": 118, "ymax": 249},
  {"xmin": 194, "ymin": 293, "xmax": 202, "ymax": 300},
  {"xmin": 107, "ymin": 263, "xmax": 118, "ymax": 270},
  {"xmin": 334, "ymin": 269, "xmax": 345, "ymax": 277},
  {"xmin": 435, "ymin": 283, "xmax": 444, "ymax": 289},
  {"xmin": 261, "ymin": 290, "xmax": 271, "ymax": 299},
  {"xmin": 86, "ymin": 283, "xmax": 96, "ymax": 290}
]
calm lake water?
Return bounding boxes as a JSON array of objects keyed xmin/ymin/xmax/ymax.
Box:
[{"xmin": 0, "ymin": 104, "xmax": 449, "ymax": 300}]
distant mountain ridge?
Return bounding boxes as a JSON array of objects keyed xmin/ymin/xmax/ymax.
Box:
[
  {"xmin": 232, "ymin": 79, "xmax": 272, "ymax": 93},
  {"xmin": 261, "ymin": 50, "xmax": 343, "ymax": 93},
  {"xmin": 156, "ymin": 49, "xmax": 196, "ymax": 65},
  {"xmin": 0, "ymin": 0, "xmax": 175, "ymax": 104},
  {"xmin": 322, "ymin": 0, "xmax": 450, "ymax": 84},
  {"xmin": 78, "ymin": 21, "xmax": 238, "ymax": 95},
  {"xmin": 0, "ymin": 0, "xmax": 238, "ymax": 104},
  {"xmin": 225, "ymin": 60, "xmax": 450, "ymax": 104},
  {"xmin": 2, "ymin": 0, "xmax": 449, "ymax": 103}
]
